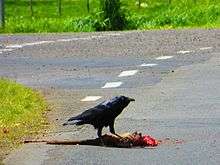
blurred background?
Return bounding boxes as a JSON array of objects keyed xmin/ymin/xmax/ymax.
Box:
[{"xmin": 1, "ymin": 0, "xmax": 220, "ymax": 33}]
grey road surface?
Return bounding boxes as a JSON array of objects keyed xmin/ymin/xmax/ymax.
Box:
[{"xmin": 1, "ymin": 29, "xmax": 220, "ymax": 165}]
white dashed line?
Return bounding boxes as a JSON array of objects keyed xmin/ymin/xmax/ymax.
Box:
[
  {"xmin": 0, "ymin": 48, "xmax": 14, "ymax": 52},
  {"xmin": 91, "ymin": 36, "xmax": 106, "ymax": 39},
  {"xmin": 199, "ymin": 47, "xmax": 212, "ymax": 50},
  {"xmin": 102, "ymin": 82, "xmax": 123, "ymax": 88},
  {"xmin": 140, "ymin": 63, "xmax": 158, "ymax": 67},
  {"xmin": 6, "ymin": 44, "xmax": 23, "ymax": 48},
  {"xmin": 4, "ymin": 41, "xmax": 55, "ymax": 49},
  {"xmin": 81, "ymin": 96, "xmax": 102, "ymax": 102},
  {"xmin": 118, "ymin": 70, "xmax": 138, "ymax": 77},
  {"xmin": 57, "ymin": 37, "xmax": 91, "ymax": 42},
  {"xmin": 177, "ymin": 50, "xmax": 192, "ymax": 54},
  {"xmin": 57, "ymin": 39, "xmax": 76, "ymax": 42},
  {"xmin": 57, "ymin": 34, "xmax": 123, "ymax": 42},
  {"xmin": 21, "ymin": 42, "xmax": 37, "ymax": 46},
  {"xmin": 104, "ymin": 33, "xmax": 122, "ymax": 36},
  {"xmin": 76, "ymin": 37, "xmax": 92, "ymax": 40},
  {"xmin": 22, "ymin": 41, "xmax": 55, "ymax": 46},
  {"xmin": 57, "ymin": 34, "xmax": 122, "ymax": 42},
  {"xmin": 156, "ymin": 56, "xmax": 173, "ymax": 60}
]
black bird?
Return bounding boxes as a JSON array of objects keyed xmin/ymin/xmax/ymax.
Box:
[{"xmin": 63, "ymin": 96, "xmax": 135, "ymax": 138}]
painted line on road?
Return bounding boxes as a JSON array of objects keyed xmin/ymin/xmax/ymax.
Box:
[
  {"xmin": 4, "ymin": 41, "xmax": 55, "ymax": 49},
  {"xmin": 57, "ymin": 34, "xmax": 123, "ymax": 43},
  {"xmin": 177, "ymin": 50, "xmax": 192, "ymax": 54},
  {"xmin": 156, "ymin": 56, "xmax": 173, "ymax": 60},
  {"xmin": 57, "ymin": 38, "xmax": 87, "ymax": 42},
  {"xmin": 57, "ymin": 34, "xmax": 123, "ymax": 42},
  {"xmin": 102, "ymin": 81, "xmax": 123, "ymax": 88},
  {"xmin": 22, "ymin": 40, "xmax": 55, "ymax": 46},
  {"xmin": 0, "ymin": 48, "xmax": 14, "ymax": 52},
  {"xmin": 81, "ymin": 96, "xmax": 102, "ymax": 102},
  {"xmin": 103, "ymin": 33, "xmax": 122, "ymax": 36},
  {"xmin": 57, "ymin": 38, "xmax": 76, "ymax": 42},
  {"xmin": 91, "ymin": 36, "xmax": 107, "ymax": 39},
  {"xmin": 57, "ymin": 37, "xmax": 92, "ymax": 42},
  {"xmin": 140, "ymin": 63, "xmax": 158, "ymax": 67},
  {"xmin": 6, "ymin": 44, "xmax": 23, "ymax": 48},
  {"xmin": 71, "ymin": 37, "xmax": 91, "ymax": 40},
  {"xmin": 199, "ymin": 47, "xmax": 212, "ymax": 50},
  {"xmin": 118, "ymin": 70, "xmax": 138, "ymax": 77},
  {"xmin": 2, "ymin": 34, "xmax": 122, "ymax": 53}
]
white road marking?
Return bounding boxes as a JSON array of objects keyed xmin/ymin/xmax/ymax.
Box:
[
  {"xmin": 177, "ymin": 50, "xmax": 192, "ymax": 54},
  {"xmin": 58, "ymin": 38, "xmax": 85, "ymax": 42},
  {"xmin": 0, "ymin": 48, "xmax": 13, "ymax": 52},
  {"xmin": 2, "ymin": 34, "xmax": 122, "ymax": 53},
  {"xmin": 199, "ymin": 47, "xmax": 212, "ymax": 50},
  {"xmin": 118, "ymin": 70, "xmax": 138, "ymax": 77},
  {"xmin": 22, "ymin": 41, "xmax": 55, "ymax": 46},
  {"xmin": 140, "ymin": 63, "xmax": 158, "ymax": 67},
  {"xmin": 81, "ymin": 96, "xmax": 102, "ymax": 102},
  {"xmin": 4, "ymin": 41, "xmax": 55, "ymax": 49},
  {"xmin": 57, "ymin": 34, "xmax": 122, "ymax": 42},
  {"xmin": 102, "ymin": 82, "xmax": 123, "ymax": 88},
  {"xmin": 6, "ymin": 44, "xmax": 23, "ymax": 48},
  {"xmin": 76, "ymin": 37, "xmax": 92, "ymax": 40},
  {"xmin": 104, "ymin": 33, "xmax": 122, "ymax": 36},
  {"xmin": 57, "ymin": 37, "xmax": 91, "ymax": 42},
  {"xmin": 57, "ymin": 39, "xmax": 75, "ymax": 42},
  {"xmin": 156, "ymin": 56, "xmax": 173, "ymax": 60},
  {"xmin": 22, "ymin": 42, "xmax": 38, "ymax": 46},
  {"xmin": 91, "ymin": 36, "xmax": 106, "ymax": 39}
]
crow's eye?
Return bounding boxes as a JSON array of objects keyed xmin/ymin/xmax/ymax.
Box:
[{"xmin": 120, "ymin": 96, "xmax": 125, "ymax": 100}]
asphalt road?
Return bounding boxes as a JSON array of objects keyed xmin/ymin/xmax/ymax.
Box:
[{"xmin": 1, "ymin": 29, "xmax": 220, "ymax": 165}]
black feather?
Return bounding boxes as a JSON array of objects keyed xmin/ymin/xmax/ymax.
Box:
[{"xmin": 63, "ymin": 96, "xmax": 135, "ymax": 137}]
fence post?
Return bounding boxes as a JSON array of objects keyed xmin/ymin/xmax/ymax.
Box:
[
  {"xmin": 0, "ymin": 0, "xmax": 4, "ymax": 28},
  {"xmin": 30, "ymin": 0, "xmax": 33, "ymax": 16},
  {"xmin": 15, "ymin": 0, "xmax": 18, "ymax": 15},
  {"xmin": 58, "ymin": 0, "xmax": 61, "ymax": 16},
  {"xmin": 87, "ymin": 0, "xmax": 90, "ymax": 13},
  {"xmin": 138, "ymin": 0, "xmax": 141, "ymax": 9}
]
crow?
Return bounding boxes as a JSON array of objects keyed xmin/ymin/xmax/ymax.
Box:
[{"xmin": 63, "ymin": 96, "xmax": 135, "ymax": 138}]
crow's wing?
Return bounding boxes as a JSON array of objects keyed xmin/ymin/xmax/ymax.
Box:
[
  {"xmin": 98, "ymin": 96, "xmax": 120, "ymax": 109},
  {"xmin": 67, "ymin": 106, "xmax": 111, "ymax": 123},
  {"xmin": 67, "ymin": 96, "xmax": 121, "ymax": 123}
]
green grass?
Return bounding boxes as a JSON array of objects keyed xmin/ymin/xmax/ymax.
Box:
[
  {"xmin": 126, "ymin": 0, "xmax": 220, "ymax": 29},
  {"xmin": 0, "ymin": 78, "xmax": 48, "ymax": 160},
  {"xmin": 1, "ymin": 0, "xmax": 220, "ymax": 33},
  {"xmin": 129, "ymin": 0, "xmax": 220, "ymax": 28}
]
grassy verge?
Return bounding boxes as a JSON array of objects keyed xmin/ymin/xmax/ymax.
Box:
[
  {"xmin": 1, "ymin": 0, "xmax": 220, "ymax": 33},
  {"xmin": 0, "ymin": 78, "xmax": 48, "ymax": 161},
  {"xmin": 126, "ymin": 0, "xmax": 220, "ymax": 30}
]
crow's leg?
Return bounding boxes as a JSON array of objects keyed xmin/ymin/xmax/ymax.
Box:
[
  {"xmin": 109, "ymin": 121, "xmax": 122, "ymax": 138},
  {"xmin": 109, "ymin": 123, "xmax": 116, "ymax": 134},
  {"xmin": 97, "ymin": 127, "xmax": 105, "ymax": 146},
  {"xmin": 97, "ymin": 127, "xmax": 103, "ymax": 138}
]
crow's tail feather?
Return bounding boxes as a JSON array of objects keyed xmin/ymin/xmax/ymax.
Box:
[
  {"xmin": 67, "ymin": 116, "xmax": 79, "ymax": 121},
  {"xmin": 62, "ymin": 120, "xmax": 83, "ymax": 126},
  {"xmin": 62, "ymin": 122, "xmax": 68, "ymax": 126}
]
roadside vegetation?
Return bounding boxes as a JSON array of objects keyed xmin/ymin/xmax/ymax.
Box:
[
  {"xmin": 0, "ymin": 79, "xmax": 48, "ymax": 161},
  {"xmin": 1, "ymin": 0, "xmax": 220, "ymax": 33}
]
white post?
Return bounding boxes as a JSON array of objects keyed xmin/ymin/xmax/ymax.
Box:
[{"xmin": 0, "ymin": 0, "xmax": 4, "ymax": 27}]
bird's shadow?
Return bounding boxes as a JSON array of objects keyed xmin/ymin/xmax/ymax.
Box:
[{"xmin": 47, "ymin": 134, "xmax": 133, "ymax": 148}]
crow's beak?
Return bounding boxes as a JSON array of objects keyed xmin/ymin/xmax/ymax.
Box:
[{"xmin": 129, "ymin": 97, "xmax": 135, "ymax": 101}]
